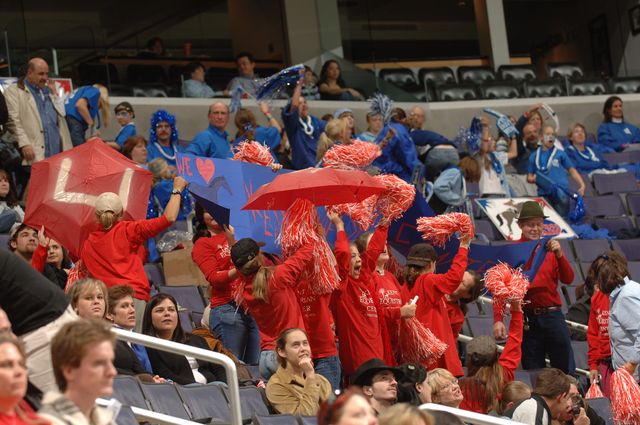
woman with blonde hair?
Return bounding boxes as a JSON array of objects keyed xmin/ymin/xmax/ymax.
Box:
[
  {"xmin": 426, "ymin": 368, "xmax": 463, "ymax": 408},
  {"xmin": 316, "ymin": 117, "xmax": 351, "ymax": 162},
  {"xmin": 65, "ymin": 83, "xmax": 110, "ymax": 147},
  {"xmin": 379, "ymin": 403, "xmax": 434, "ymax": 425},
  {"xmin": 67, "ymin": 278, "xmax": 109, "ymax": 320}
]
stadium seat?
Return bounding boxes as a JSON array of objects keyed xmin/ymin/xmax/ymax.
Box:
[
  {"xmin": 628, "ymin": 192, "xmax": 640, "ymax": 216},
  {"xmin": 159, "ymin": 285, "xmax": 206, "ymax": 314},
  {"xmin": 567, "ymin": 261, "xmax": 583, "ymax": 286},
  {"xmin": 571, "ymin": 340, "xmax": 588, "ymax": 370},
  {"xmin": 474, "ymin": 219, "xmax": 502, "ymax": 241},
  {"xmin": 140, "ymin": 382, "xmax": 192, "ymax": 420},
  {"xmin": 568, "ymin": 79, "xmax": 608, "ymax": 96},
  {"xmin": 612, "ymin": 239, "xmax": 640, "ymax": 261},
  {"xmin": 127, "ymin": 64, "xmax": 166, "ymax": 84},
  {"xmin": 587, "ymin": 397, "xmax": 613, "ymax": 425},
  {"xmin": 478, "ymin": 82, "xmax": 521, "ymax": 99},
  {"xmin": 593, "ymin": 216, "xmax": 635, "ymax": 234},
  {"xmin": 592, "ymin": 172, "xmax": 638, "ymax": 195},
  {"xmin": 547, "ymin": 62, "xmax": 584, "ymax": 80},
  {"xmin": 299, "ymin": 416, "xmax": 319, "ymax": 425},
  {"xmin": 379, "ymin": 68, "xmax": 421, "ymax": 92},
  {"xmin": 144, "ymin": 263, "xmax": 165, "ymax": 286},
  {"xmin": 418, "ymin": 67, "xmax": 456, "ymax": 98},
  {"xmin": 115, "ymin": 405, "xmax": 139, "ymax": 425},
  {"xmin": 466, "ymin": 315, "xmax": 494, "ymax": 337},
  {"xmin": 436, "ymin": 84, "xmax": 478, "ymax": 101},
  {"xmin": 179, "ymin": 310, "xmax": 194, "ymax": 333},
  {"xmin": 572, "ymin": 239, "xmax": 611, "ymax": 263},
  {"xmin": 0, "ymin": 234, "xmax": 10, "ymax": 250},
  {"xmin": 191, "ymin": 311, "xmax": 204, "ymax": 328},
  {"xmin": 610, "ymin": 77, "xmax": 640, "ymax": 94},
  {"xmin": 523, "ymin": 80, "xmax": 565, "ymax": 97},
  {"xmin": 558, "ymin": 239, "xmax": 576, "ymax": 262},
  {"xmin": 457, "ymin": 66, "xmax": 496, "ymax": 84},
  {"xmin": 514, "ymin": 370, "xmax": 533, "ymax": 387},
  {"xmin": 176, "ymin": 383, "xmax": 232, "ymax": 422},
  {"xmin": 223, "ymin": 386, "xmax": 271, "ymax": 422},
  {"xmin": 497, "ymin": 65, "xmax": 537, "ymax": 81},
  {"xmin": 252, "ymin": 413, "xmax": 299, "ymax": 425},
  {"xmin": 583, "ymin": 195, "xmax": 626, "ymax": 217},
  {"xmin": 628, "ymin": 261, "xmax": 640, "ymax": 280},
  {"xmin": 602, "ymin": 151, "xmax": 640, "ymax": 165},
  {"xmin": 132, "ymin": 86, "xmax": 169, "ymax": 97},
  {"xmin": 112, "ymin": 375, "xmax": 150, "ymax": 410}
]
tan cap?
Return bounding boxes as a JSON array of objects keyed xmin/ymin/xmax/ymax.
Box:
[{"xmin": 95, "ymin": 192, "xmax": 123, "ymax": 215}]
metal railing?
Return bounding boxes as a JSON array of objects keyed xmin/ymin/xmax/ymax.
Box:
[
  {"xmin": 420, "ymin": 403, "xmax": 526, "ymax": 425},
  {"xmin": 110, "ymin": 327, "xmax": 242, "ymax": 425}
]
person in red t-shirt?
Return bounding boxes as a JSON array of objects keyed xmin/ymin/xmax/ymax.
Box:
[
  {"xmin": 493, "ymin": 201, "xmax": 575, "ymax": 374},
  {"xmin": 445, "ymin": 270, "xmax": 483, "ymax": 341},
  {"xmin": 231, "ymin": 237, "xmax": 314, "ymax": 381},
  {"xmin": 191, "ymin": 203, "xmax": 260, "ymax": 365},
  {"xmin": 459, "ymin": 301, "xmax": 523, "ymax": 414},
  {"xmin": 81, "ymin": 176, "xmax": 187, "ymax": 328},
  {"xmin": 408, "ymin": 233, "xmax": 471, "ymax": 377}
]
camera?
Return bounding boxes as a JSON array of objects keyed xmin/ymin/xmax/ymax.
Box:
[{"xmin": 571, "ymin": 394, "xmax": 585, "ymax": 416}]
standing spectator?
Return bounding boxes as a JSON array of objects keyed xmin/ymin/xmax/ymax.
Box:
[
  {"xmin": 372, "ymin": 117, "xmax": 421, "ymax": 183},
  {"xmin": 282, "ymin": 79, "xmax": 326, "ymax": 169},
  {"xmin": 358, "ymin": 113, "xmax": 384, "ymax": 142},
  {"xmin": 233, "ymin": 103, "xmax": 283, "ymax": 155},
  {"xmin": 510, "ymin": 123, "xmax": 541, "ymax": 175},
  {"xmin": 224, "ymin": 52, "xmax": 259, "ymax": 97},
  {"xmin": 473, "ymin": 127, "xmax": 513, "ymax": 197},
  {"xmin": 121, "ymin": 136, "xmax": 148, "ymax": 168},
  {"xmin": 4, "ymin": 57, "xmax": 72, "ymax": 164},
  {"xmin": 493, "ymin": 201, "xmax": 576, "ymax": 374},
  {"xmin": 65, "ymin": 84, "xmax": 110, "ymax": 147},
  {"xmin": 147, "ymin": 110, "xmax": 183, "ymax": 169},
  {"xmin": 139, "ymin": 37, "xmax": 166, "ymax": 58},
  {"xmin": 182, "ymin": 62, "xmax": 216, "ymax": 98},
  {"xmin": 352, "ymin": 358, "xmax": 403, "ymax": 416},
  {"xmin": 113, "ymin": 102, "xmax": 136, "ymax": 148},
  {"xmin": 187, "ymin": 102, "xmax": 232, "ymax": 159},
  {"xmin": 318, "ymin": 60, "xmax": 363, "ymax": 101},
  {"xmin": 597, "ymin": 96, "xmax": 640, "ymax": 152},
  {"xmin": 301, "ymin": 66, "xmax": 320, "ymax": 100},
  {"xmin": 0, "ymin": 169, "xmax": 24, "ymax": 233},
  {"xmin": 38, "ymin": 319, "xmax": 117, "ymax": 425},
  {"xmin": 408, "ymin": 106, "xmax": 426, "ymax": 130},
  {"xmin": 8, "ymin": 224, "xmax": 37, "ymax": 262}
]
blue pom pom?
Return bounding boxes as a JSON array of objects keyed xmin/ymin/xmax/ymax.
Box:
[
  {"xmin": 229, "ymin": 86, "xmax": 243, "ymax": 113},
  {"xmin": 368, "ymin": 92, "xmax": 394, "ymax": 124},
  {"xmin": 149, "ymin": 110, "xmax": 178, "ymax": 144},
  {"xmin": 255, "ymin": 64, "xmax": 304, "ymax": 101},
  {"xmin": 453, "ymin": 117, "xmax": 483, "ymax": 155}
]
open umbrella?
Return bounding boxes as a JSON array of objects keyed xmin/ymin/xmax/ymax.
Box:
[
  {"xmin": 242, "ymin": 167, "xmax": 386, "ymax": 210},
  {"xmin": 23, "ymin": 138, "xmax": 152, "ymax": 258}
]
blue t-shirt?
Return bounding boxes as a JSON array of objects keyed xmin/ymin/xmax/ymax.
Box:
[
  {"xmin": 372, "ymin": 122, "xmax": 421, "ymax": 182},
  {"xmin": 528, "ymin": 147, "xmax": 574, "ymax": 195},
  {"xmin": 281, "ymin": 108, "xmax": 326, "ymax": 170},
  {"xmin": 565, "ymin": 144, "xmax": 616, "ymax": 173},
  {"xmin": 147, "ymin": 141, "xmax": 184, "ymax": 168},
  {"xmin": 187, "ymin": 125, "xmax": 231, "ymax": 159},
  {"xmin": 597, "ymin": 121, "xmax": 640, "ymax": 152},
  {"xmin": 151, "ymin": 179, "xmax": 192, "ymax": 221},
  {"xmin": 115, "ymin": 122, "xmax": 137, "ymax": 146},
  {"xmin": 65, "ymin": 86, "xmax": 101, "ymax": 125}
]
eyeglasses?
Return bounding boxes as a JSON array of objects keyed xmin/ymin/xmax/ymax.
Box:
[
  {"xmin": 116, "ymin": 111, "xmax": 130, "ymax": 118},
  {"xmin": 441, "ymin": 379, "xmax": 460, "ymax": 391}
]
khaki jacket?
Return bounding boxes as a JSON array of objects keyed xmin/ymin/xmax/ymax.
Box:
[
  {"xmin": 4, "ymin": 79, "xmax": 72, "ymax": 164},
  {"xmin": 266, "ymin": 365, "xmax": 332, "ymax": 415},
  {"xmin": 38, "ymin": 392, "xmax": 116, "ymax": 425}
]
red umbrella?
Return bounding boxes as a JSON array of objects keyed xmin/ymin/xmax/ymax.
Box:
[
  {"xmin": 242, "ymin": 167, "xmax": 386, "ymax": 210},
  {"xmin": 23, "ymin": 138, "xmax": 152, "ymax": 258}
]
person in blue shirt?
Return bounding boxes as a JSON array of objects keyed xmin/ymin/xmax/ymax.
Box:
[
  {"xmin": 224, "ymin": 52, "xmax": 260, "ymax": 98},
  {"xmin": 233, "ymin": 103, "xmax": 283, "ymax": 155},
  {"xmin": 64, "ymin": 84, "xmax": 109, "ymax": 147},
  {"xmin": 182, "ymin": 62, "xmax": 217, "ymax": 98},
  {"xmin": 597, "ymin": 96, "xmax": 640, "ymax": 152},
  {"xmin": 113, "ymin": 102, "xmax": 137, "ymax": 148},
  {"xmin": 281, "ymin": 78, "xmax": 326, "ymax": 169},
  {"xmin": 148, "ymin": 158, "xmax": 192, "ymax": 221},
  {"xmin": 187, "ymin": 102, "xmax": 232, "ymax": 159},
  {"xmin": 357, "ymin": 112, "xmax": 383, "ymax": 142},
  {"xmin": 372, "ymin": 108, "xmax": 422, "ymax": 183},
  {"xmin": 147, "ymin": 109, "xmax": 184, "ymax": 169},
  {"xmin": 527, "ymin": 125, "xmax": 586, "ymax": 216}
]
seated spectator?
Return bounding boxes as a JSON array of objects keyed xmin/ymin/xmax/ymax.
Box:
[
  {"xmin": 379, "ymin": 404, "xmax": 434, "ymax": 425},
  {"xmin": 113, "ymin": 102, "xmax": 136, "ymax": 148},
  {"xmin": 352, "ymin": 358, "xmax": 403, "ymax": 416},
  {"xmin": 65, "ymin": 84, "xmax": 109, "ymax": 147},
  {"xmin": 142, "ymin": 293, "xmax": 227, "ymax": 384},
  {"xmin": 429, "ymin": 411, "xmax": 464, "ymax": 425},
  {"xmin": 301, "ymin": 66, "xmax": 320, "ymax": 100},
  {"xmin": 426, "ymin": 368, "xmax": 463, "ymax": 408},
  {"xmin": 182, "ymin": 62, "xmax": 216, "ymax": 98},
  {"xmin": 9, "ymin": 224, "xmax": 37, "ymax": 262},
  {"xmin": 358, "ymin": 112, "xmax": 383, "ymax": 142},
  {"xmin": 106, "ymin": 285, "xmax": 164, "ymax": 383},
  {"xmin": 148, "ymin": 158, "xmax": 192, "ymax": 221},
  {"xmin": 266, "ymin": 328, "xmax": 332, "ymax": 415},
  {"xmin": 38, "ymin": 319, "xmax": 117, "ymax": 425},
  {"xmin": 224, "ymin": 52, "xmax": 259, "ymax": 97},
  {"xmin": 318, "ymin": 60, "xmax": 363, "ymax": 101},
  {"xmin": 67, "ymin": 278, "xmax": 108, "ymax": 320},
  {"xmin": 187, "ymin": 102, "xmax": 232, "ymax": 159},
  {"xmin": 0, "ymin": 169, "xmax": 23, "ymax": 233},
  {"xmin": 504, "ymin": 368, "xmax": 572, "ymax": 425},
  {"xmin": 560, "ymin": 376, "xmax": 603, "ymax": 425},
  {"xmin": 408, "ymin": 106, "xmax": 426, "ymax": 130},
  {"xmin": 121, "ymin": 136, "xmax": 148, "ymax": 168},
  {"xmin": 473, "ymin": 126, "xmax": 513, "ymax": 197},
  {"xmin": 39, "ymin": 238, "xmax": 71, "ymax": 290},
  {"xmin": 138, "ymin": 37, "xmax": 166, "ymax": 58},
  {"xmin": 317, "ymin": 389, "xmax": 377, "ymax": 425},
  {"xmin": 147, "ymin": 110, "xmax": 183, "ymax": 169},
  {"xmin": 334, "ymin": 108, "xmax": 356, "ymax": 138},
  {"xmin": 396, "ymin": 363, "xmax": 431, "ymax": 406},
  {"xmin": 316, "ymin": 117, "xmax": 351, "ymax": 162},
  {"xmin": 496, "ymin": 381, "xmax": 531, "ymax": 416},
  {"xmin": 0, "ymin": 335, "xmax": 49, "ymax": 423},
  {"xmin": 233, "ymin": 103, "xmax": 283, "ymax": 155},
  {"xmin": 528, "ymin": 125, "xmax": 585, "ymax": 216},
  {"xmin": 597, "ymin": 96, "xmax": 640, "ymax": 152},
  {"xmin": 282, "ymin": 80, "xmax": 326, "ymax": 169},
  {"xmin": 511, "ymin": 120, "xmax": 542, "ymax": 175}
]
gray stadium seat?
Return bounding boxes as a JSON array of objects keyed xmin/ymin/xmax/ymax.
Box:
[
  {"xmin": 144, "ymin": 263, "xmax": 165, "ymax": 286},
  {"xmin": 627, "ymin": 192, "xmax": 640, "ymax": 216},
  {"xmin": 112, "ymin": 375, "xmax": 150, "ymax": 410},
  {"xmin": 523, "ymin": 80, "xmax": 564, "ymax": 97},
  {"xmin": 379, "ymin": 68, "xmax": 421, "ymax": 92},
  {"xmin": 115, "ymin": 405, "xmax": 139, "ymax": 425},
  {"xmin": 612, "ymin": 239, "xmax": 640, "ymax": 261},
  {"xmin": 569, "ymin": 79, "xmax": 608, "ymax": 96},
  {"xmin": 498, "ymin": 65, "xmax": 537, "ymax": 81},
  {"xmin": 628, "ymin": 261, "xmax": 640, "ymax": 280},
  {"xmin": 514, "ymin": 370, "xmax": 533, "ymax": 387},
  {"xmin": 474, "ymin": 219, "xmax": 502, "ymax": 241},
  {"xmin": 223, "ymin": 386, "xmax": 270, "ymax": 422},
  {"xmin": 457, "ymin": 66, "xmax": 496, "ymax": 84},
  {"xmin": 140, "ymin": 382, "xmax": 192, "ymax": 420},
  {"xmin": 547, "ymin": 62, "xmax": 584, "ymax": 80},
  {"xmin": 299, "ymin": 416, "xmax": 319, "ymax": 425},
  {"xmin": 436, "ymin": 84, "xmax": 478, "ymax": 101},
  {"xmin": 593, "ymin": 216, "xmax": 635, "ymax": 234},
  {"xmin": 572, "ymin": 239, "xmax": 611, "ymax": 263},
  {"xmin": 159, "ymin": 285, "xmax": 206, "ymax": 314},
  {"xmin": 252, "ymin": 413, "xmax": 299, "ymax": 425},
  {"xmin": 610, "ymin": 77, "xmax": 640, "ymax": 94},
  {"xmin": 587, "ymin": 397, "xmax": 613, "ymax": 425},
  {"xmin": 583, "ymin": 195, "xmax": 626, "ymax": 217},
  {"xmin": 479, "ymin": 82, "xmax": 521, "ymax": 99},
  {"xmin": 0, "ymin": 234, "xmax": 10, "ymax": 250},
  {"xmin": 592, "ymin": 172, "xmax": 637, "ymax": 195},
  {"xmin": 176, "ymin": 383, "xmax": 231, "ymax": 422}
]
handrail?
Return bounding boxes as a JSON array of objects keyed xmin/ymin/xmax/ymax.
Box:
[
  {"xmin": 96, "ymin": 398, "xmax": 201, "ymax": 425},
  {"xmin": 110, "ymin": 327, "xmax": 242, "ymax": 425},
  {"xmin": 420, "ymin": 403, "xmax": 527, "ymax": 425}
]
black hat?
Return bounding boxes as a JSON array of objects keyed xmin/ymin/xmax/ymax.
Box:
[
  {"xmin": 351, "ymin": 358, "xmax": 404, "ymax": 387},
  {"xmin": 114, "ymin": 101, "xmax": 134, "ymax": 114},
  {"xmin": 517, "ymin": 200, "xmax": 548, "ymax": 220},
  {"xmin": 231, "ymin": 238, "xmax": 260, "ymax": 269},
  {"xmin": 406, "ymin": 243, "xmax": 436, "ymax": 267}
]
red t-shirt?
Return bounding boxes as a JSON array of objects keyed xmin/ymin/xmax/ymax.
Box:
[
  {"xmin": 81, "ymin": 216, "xmax": 171, "ymax": 301},
  {"xmin": 410, "ymin": 246, "xmax": 468, "ymax": 376},
  {"xmin": 445, "ymin": 299, "xmax": 465, "ymax": 342},
  {"xmin": 192, "ymin": 233, "xmax": 237, "ymax": 309},
  {"xmin": 297, "ymin": 284, "xmax": 337, "ymax": 359},
  {"xmin": 374, "ymin": 270, "xmax": 406, "ymax": 354},
  {"xmin": 240, "ymin": 243, "xmax": 313, "ymax": 351},
  {"xmin": 588, "ymin": 290, "xmax": 611, "ymax": 369}
]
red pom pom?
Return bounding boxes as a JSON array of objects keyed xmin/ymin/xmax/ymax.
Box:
[
  {"xmin": 322, "ymin": 140, "xmax": 381, "ymax": 170},
  {"xmin": 374, "ymin": 174, "xmax": 416, "ymax": 224},
  {"xmin": 483, "ymin": 262, "xmax": 529, "ymax": 317},
  {"xmin": 65, "ymin": 260, "xmax": 88, "ymax": 292},
  {"xmin": 585, "ymin": 382, "xmax": 604, "ymax": 399},
  {"xmin": 611, "ymin": 368, "xmax": 640, "ymax": 424},
  {"xmin": 233, "ymin": 140, "xmax": 274, "ymax": 166},
  {"xmin": 397, "ymin": 318, "xmax": 448, "ymax": 366},
  {"xmin": 416, "ymin": 213, "xmax": 474, "ymax": 247},
  {"xmin": 278, "ymin": 198, "xmax": 340, "ymax": 295},
  {"xmin": 327, "ymin": 195, "xmax": 378, "ymax": 231}
]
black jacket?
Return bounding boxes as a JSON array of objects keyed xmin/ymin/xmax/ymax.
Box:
[
  {"xmin": 146, "ymin": 334, "xmax": 227, "ymax": 385},
  {"xmin": 114, "ymin": 340, "xmax": 150, "ymax": 376}
]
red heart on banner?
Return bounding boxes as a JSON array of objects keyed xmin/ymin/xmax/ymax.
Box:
[{"xmin": 196, "ymin": 158, "xmax": 215, "ymax": 185}]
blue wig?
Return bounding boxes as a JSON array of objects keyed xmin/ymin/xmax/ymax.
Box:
[{"xmin": 149, "ymin": 109, "xmax": 178, "ymax": 144}]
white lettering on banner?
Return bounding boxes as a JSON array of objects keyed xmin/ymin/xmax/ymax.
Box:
[{"xmin": 53, "ymin": 158, "xmax": 134, "ymax": 210}]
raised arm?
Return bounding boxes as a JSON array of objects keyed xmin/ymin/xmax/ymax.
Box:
[
  {"xmin": 362, "ymin": 224, "xmax": 389, "ymax": 274},
  {"xmin": 498, "ymin": 302, "xmax": 524, "ymax": 381},
  {"xmin": 329, "ymin": 213, "xmax": 351, "ymax": 281}
]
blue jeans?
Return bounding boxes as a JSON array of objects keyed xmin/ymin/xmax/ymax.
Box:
[
  {"xmin": 209, "ymin": 302, "xmax": 260, "ymax": 365},
  {"xmin": 66, "ymin": 116, "xmax": 88, "ymax": 147},
  {"xmin": 314, "ymin": 355, "xmax": 341, "ymax": 391},
  {"xmin": 0, "ymin": 209, "xmax": 19, "ymax": 233},
  {"xmin": 522, "ymin": 310, "xmax": 575, "ymax": 374},
  {"xmin": 259, "ymin": 350, "xmax": 278, "ymax": 382}
]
